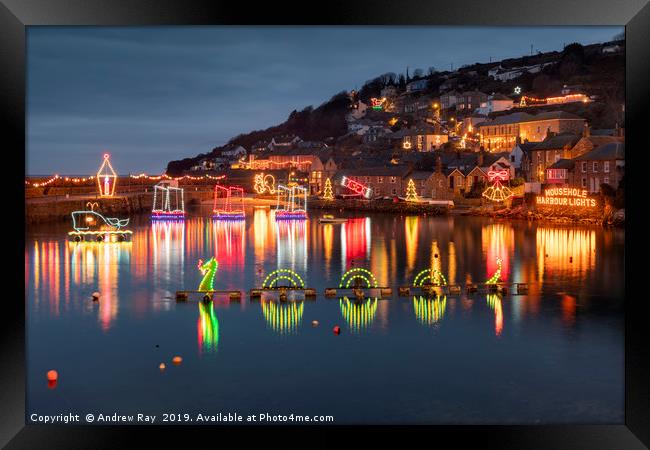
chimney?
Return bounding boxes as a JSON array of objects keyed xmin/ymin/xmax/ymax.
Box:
[
  {"xmin": 582, "ymin": 122, "xmax": 590, "ymax": 138},
  {"xmin": 436, "ymin": 156, "xmax": 442, "ymax": 174},
  {"xmin": 478, "ymin": 151, "xmax": 484, "ymax": 167}
]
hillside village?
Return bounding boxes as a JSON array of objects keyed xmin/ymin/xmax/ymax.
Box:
[{"xmin": 165, "ymin": 39, "xmax": 624, "ymax": 210}]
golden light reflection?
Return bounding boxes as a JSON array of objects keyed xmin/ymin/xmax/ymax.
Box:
[
  {"xmin": 342, "ymin": 218, "xmax": 371, "ymax": 269},
  {"xmin": 340, "ymin": 297, "xmax": 378, "ymax": 333},
  {"xmin": 253, "ymin": 208, "xmax": 275, "ymax": 261},
  {"xmin": 448, "ymin": 241, "xmax": 457, "ymax": 286},
  {"xmin": 536, "ymin": 228, "xmax": 596, "ymax": 282},
  {"xmin": 430, "ymin": 240, "xmax": 441, "ymax": 284},
  {"xmin": 276, "ymin": 219, "xmax": 307, "ymax": 273},
  {"xmin": 213, "ymin": 220, "xmax": 245, "ymax": 269},
  {"xmin": 482, "ymin": 224, "xmax": 514, "ymax": 281},
  {"xmin": 151, "ymin": 221, "xmax": 185, "ymax": 296},
  {"xmin": 413, "ymin": 296, "xmax": 446, "ymax": 326},
  {"xmin": 197, "ymin": 301, "xmax": 220, "ymax": 355},
  {"xmin": 487, "ymin": 294, "xmax": 504, "ymax": 336},
  {"xmin": 405, "ymin": 216, "xmax": 419, "ymax": 275},
  {"xmin": 323, "ymin": 223, "xmax": 333, "ymax": 276},
  {"xmin": 261, "ymin": 300, "xmax": 304, "ymax": 335}
]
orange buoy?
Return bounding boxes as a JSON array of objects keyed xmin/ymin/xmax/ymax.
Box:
[
  {"xmin": 172, "ymin": 356, "xmax": 182, "ymax": 365},
  {"xmin": 47, "ymin": 370, "xmax": 58, "ymax": 381},
  {"xmin": 333, "ymin": 326, "xmax": 341, "ymax": 335},
  {"xmin": 312, "ymin": 320, "xmax": 319, "ymax": 327},
  {"xmin": 47, "ymin": 380, "xmax": 57, "ymax": 389},
  {"xmin": 159, "ymin": 363, "xmax": 166, "ymax": 370}
]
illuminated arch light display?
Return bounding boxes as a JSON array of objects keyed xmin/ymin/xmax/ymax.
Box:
[
  {"xmin": 197, "ymin": 257, "xmax": 219, "ymax": 292},
  {"xmin": 261, "ymin": 300, "xmax": 304, "ymax": 334},
  {"xmin": 262, "ymin": 269, "xmax": 305, "ymax": 289},
  {"xmin": 482, "ymin": 170, "xmax": 514, "ymax": 203},
  {"xmin": 275, "ymin": 184, "xmax": 307, "ymax": 220},
  {"xmin": 340, "ymin": 176, "xmax": 372, "ymax": 199},
  {"xmin": 152, "ymin": 182, "xmax": 185, "ymax": 219},
  {"xmin": 338, "ymin": 268, "xmax": 379, "ymax": 289},
  {"xmin": 198, "ymin": 301, "xmax": 220, "ymax": 354},
  {"xmin": 68, "ymin": 203, "xmax": 132, "ymax": 242},
  {"xmin": 340, "ymin": 297, "xmax": 378, "ymax": 333},
  {"xmin": 254, "ymin": 173, "xmax": 276, "ymax": 194},
  {"xmin": 413, "ymin": 268, "xmax": 447, "ymax": 286},
  {"xmin": 485, "ymin": 257, "xmax": 503, "ymax": 284},
  {"xmin": 213, "ymin": 185, "xmax": 246, "ymax": 220},
  {"xmin": 97, "ymin": 153, "xmax": 118, "ymax": 197},
  {"xmin": 413, "ymin": 296, "xmax": 447, "ymax": 326}
]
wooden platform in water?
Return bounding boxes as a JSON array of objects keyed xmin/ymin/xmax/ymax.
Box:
[
  {"xmin": 398, "ymin": 283, "xmax": 529, "ymax": 296},
  {"xmin": 323, "ymin": 287, "xmax": 393, "ymax": 299},
  {"xmin": 249, "ymin": 287, "xmax": 317, "ymax": 298},
  {"xmin": 176, "ymin": 290, "xmax": 242, "ymax": 301}
]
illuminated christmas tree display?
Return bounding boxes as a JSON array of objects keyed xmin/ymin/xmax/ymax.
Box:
[
  {"xmin": 97, "ymin": 153, "xmax": 117, "ymax": 197},
  {"xmin": 322, "ymin": 177, "xmax": 334, "ymax": 200},
  {"xmin": 482, "ymin": 170, "xmax": 514, "ymax": 203},
  {"xmin": 405, "ymin": 179, "xmax": 418, "ymax": 202}
]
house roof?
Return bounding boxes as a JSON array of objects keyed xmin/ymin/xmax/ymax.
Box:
[
  {"xmin": 547, "ymin": 159, "xmax": 575, "ymax": 170},
  {"xmin": 338, "ymin": 165, "xmax": 412, "ymax": 177},
  {"xmin": 476, "ymin": 112, "xmax": 534, "ymax": 127},
  {"xmin": 577, "ymin": 135, "xmax": 624, "ymax": 149},
  {"xmin": 532, "ymin": 134, "xmax": 580, "ymax": 150},
  {"xmin": 490, "ymin": 93, "xmax": 512, "ymax": 101},
  {"xmin": 409, "ymin": 170, "xmax": 435, "ymax": 180},
  {"xmin": 521, "ymin": 111, "xmax": 584, "ymax": 122},
  {"xmin": 574, "ymin": 142, "xmax": 625, "ymax": 161},
  {"xmin": 515, "ymin": 142, "xmax": 538, "ymax": 154}
]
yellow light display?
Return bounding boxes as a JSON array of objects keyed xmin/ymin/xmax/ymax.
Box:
[
  {"xmin": 536, "ymin": 188, "xmax": 596, "ymax": 207},
  {"xmin": 254, "ymin": 173, "xmax": 276, "ymax": 194}
]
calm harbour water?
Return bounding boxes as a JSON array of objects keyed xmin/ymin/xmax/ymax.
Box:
[{"xmin": 26, "ymin": 208, "xmax": 625, "ymax": 424}]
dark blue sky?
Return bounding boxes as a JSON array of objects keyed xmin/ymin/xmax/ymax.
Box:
[{"xmin": 27, "ymin": 26, "xmax": 622, "ymax": 175}]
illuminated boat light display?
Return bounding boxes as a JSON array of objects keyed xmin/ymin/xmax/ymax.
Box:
[
  {"xmin": 152, "ymin": 181, "xmax": 185, "ymax": 220},
  {"xmin": 213, "ymin": 185, "xmax": 246, "ymax": 220},
  {"xmin": 275, "ymin": 184, "xmax": 307, "ymax": 220}
]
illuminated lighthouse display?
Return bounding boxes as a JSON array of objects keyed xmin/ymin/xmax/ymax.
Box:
[{"xmin": 97, "ymin": 153, "xmax": 117, "ymax": 197}]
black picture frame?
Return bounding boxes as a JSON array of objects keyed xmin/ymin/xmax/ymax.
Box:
[{"xmin": 3, "ymin": 0, "xmax": 648, "ymax": 447}]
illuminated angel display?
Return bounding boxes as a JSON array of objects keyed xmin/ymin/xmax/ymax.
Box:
[{"xmin": 482, "ymin": 169, "xmax": 514, "ymax": 203}]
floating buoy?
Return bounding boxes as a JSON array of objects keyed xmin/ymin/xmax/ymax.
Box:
[
  {"xmin": 47, "ymin": 370, "xmax": 58, "ymax": 381},
  {"xmin": 91, "ymin": 292, "xmax": 100, "ymax": 301},
  {"xmin": 333, "ymin": 326, "xmax": 341, "ymax": 335},
  {"xmin": 172, "ymin": 356, "xmax": 182, "ymax": 365},
  {"xmin": 48, "ymin": 380, "xmax": 57, "ymax": 389},
  {"xmin": 159, "ymin": 363, "xmax": 166, "ymax": 371},
  {"xmin": 312, "ymin": 320, "xmax": 319, "ymax": 327}
]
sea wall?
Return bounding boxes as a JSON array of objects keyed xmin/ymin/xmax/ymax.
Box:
[{"xmin": 310, "ymin": 198, "xmax": 449, "ymax": 215}]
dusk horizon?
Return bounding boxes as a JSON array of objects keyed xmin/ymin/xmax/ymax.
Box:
[{"xmin": 27, "ymin": 26, "xmax": 622, "ymax": 175}]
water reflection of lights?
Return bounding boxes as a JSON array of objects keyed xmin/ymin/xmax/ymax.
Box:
[
  {"xmin": 448, "ymin": 241, "xmax": 457, "ymax": 286},
  {"xmin": 482, "ymin": 224, "xmax": 513, "ymax": 281},
  {"xmin": 197, "ymin": 301, "xmax": 220, "ymax": 355},
  {"xmin": 213, "ymin": 219, "xmax": 245, "ymax": 269},
  {"xmin": 276, "ymin": 219, "xmax": 307, "ymax": 273},
  {"xmin": 261, "ymin": 300, "xmax": 304, "ymax": 334},
  {"xmin": 151, "ymin": 220, "xmax": 185, "ymax": 292},
  {"xmin": 340, "ymin": 297, "xmax": 378, "ymax": 333},
  {"xmin": 536, "ymin": 228, "xmax": 596, "ymax": 281},
  {"xmin": 486, "ymin": 294, "xmax": 504, "ymax": 336},
  {"xmin": 405, "ymin": 216, "xmax": 419, "ymax": 274},
  {"xmin": 69, "ymin": 242, "xmax": 131, "ymax": 331},
  {"xmin": 342, "ymin": 217, "xmax": 371, "ymax": 269},
  {"xmin": 413, "ymin": 296, "xmax": 446, "ymax": 326}
]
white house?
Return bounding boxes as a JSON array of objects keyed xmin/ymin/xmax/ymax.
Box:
[
  {"xmin": 406, "ymin": 79, "xmax": 428, "ymax": 93},
  {"xmin": 475, "ymin": 93, "xmax": 514, "ymax": 115}
]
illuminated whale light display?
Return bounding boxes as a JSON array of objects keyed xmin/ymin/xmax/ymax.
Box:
[{"xmin": 68, "ymin": 203, "xmax": 132, "ymax": 242}]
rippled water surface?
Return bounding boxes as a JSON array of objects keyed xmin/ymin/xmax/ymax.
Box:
[{"xmin": 26, "ymin": 208, "xmax": 624, "ymax": 424}]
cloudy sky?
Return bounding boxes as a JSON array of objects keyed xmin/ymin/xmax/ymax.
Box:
[{"xmin": 27, "ymin": 26, "xmax": 622, "ymax": 175}]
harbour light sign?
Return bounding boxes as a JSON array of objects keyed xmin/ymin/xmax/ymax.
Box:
[{"xmin": 536, "ymin": 187, "xmax": 596, "ymax": 207}]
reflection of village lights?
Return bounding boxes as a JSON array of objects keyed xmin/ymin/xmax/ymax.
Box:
[
  {"xmin": 405, "ymin": 216, "xmax": 419, "ymax": 272},
  {"xmin": 482, "ymin": 224, "xmax": 513, "ymax": 281},
  {"xmin": 261, "ymin": 300, "xmax": 304, "ymax": 334},
  {"xmin": 486, "ymin": 294, "xmax": 503, "ymax": 336},
  {"xmin": 413, "ymin": 296, "xmax": 446, "ymax": 326},
  {"xmin": 340, "ymin": 298, "xmax": 378, "ymax": 333},
  {"xmin": 536, "ymin": 228, "xmax": 596, "ymax": 279},
  {"xmin": 198, "ymin": 301, "xmax": 220, "ymax": 355}
]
